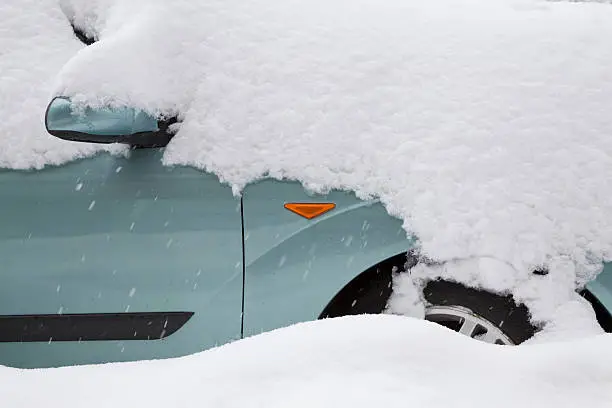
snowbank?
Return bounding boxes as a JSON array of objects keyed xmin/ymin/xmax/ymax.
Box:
[
  {"xmin": 3, "ymin": 315, "xmax": 611, "ymax": 407},
  {"xmin": 2, "ymin": 0, "xmax": 612, "ymax": 313}
]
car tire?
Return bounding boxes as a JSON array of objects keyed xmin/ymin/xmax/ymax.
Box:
[
  {"xmin": 320, "ymin": 256, "xmax": 537, "ymax": 345},
  {"xmin": 422, "ymin": 279, "xmax": 536, "ymax": 345}
]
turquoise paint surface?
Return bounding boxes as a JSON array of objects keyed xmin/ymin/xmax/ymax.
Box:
[
  {"xmin": 242, "ymin": 179, "xmax": 414, "ymax": 337},
  {"xmin": 0, "ymin": 149, "xmax": 243, "ymax": 368}
]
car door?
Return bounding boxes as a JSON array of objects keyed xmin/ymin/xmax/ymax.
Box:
[{"xmin": 0, "ymin": 149, "xmax": 243, "ymax": 368}]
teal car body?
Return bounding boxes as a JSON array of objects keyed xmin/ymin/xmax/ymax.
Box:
[
  {"xmin": 0, "ymin": 148, "xmax": 415, "ymax": 368},
  {"xmin": 0, "ymin": 99, "xmax": 610, "ymax": 368}
]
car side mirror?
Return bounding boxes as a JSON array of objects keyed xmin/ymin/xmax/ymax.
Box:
[{"xmin": 45, "ymin": 97, "xmax": 174, "ymax": 147}]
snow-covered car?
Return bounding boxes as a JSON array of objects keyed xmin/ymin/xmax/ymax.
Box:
[{"xmin": 0, "ymin": 97, "xmax": 610, "ymax": 368}]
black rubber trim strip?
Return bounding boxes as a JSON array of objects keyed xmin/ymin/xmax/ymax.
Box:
[{"xmin": 0, "ymin": 312, "xmax": 193, "ymax": 343}]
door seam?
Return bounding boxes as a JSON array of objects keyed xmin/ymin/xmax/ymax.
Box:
[{"xmin": 239, "ymin": 195, "xmax": 246, "ymax": 339}]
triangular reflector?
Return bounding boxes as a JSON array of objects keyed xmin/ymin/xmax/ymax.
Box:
[{"xmin": 284, "ymin": 203, "xmax": 336, "ymax": 219}]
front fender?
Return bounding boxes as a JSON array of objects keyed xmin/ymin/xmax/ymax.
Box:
[{"xmin": 242, "ymin": 179, "xmax": 414, "ymax": 336}]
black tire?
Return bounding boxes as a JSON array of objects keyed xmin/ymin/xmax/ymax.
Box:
[
  {"xmin": 320, "ymin": 254, "xmax": 537, "ymax": 344},
  {"xmin": 423, "ymin": 280, "xmax": 537, "ymax": 344}
]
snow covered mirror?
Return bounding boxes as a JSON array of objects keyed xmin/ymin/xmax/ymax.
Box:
[{"xmin": 45, "ymin": 97, "xmax": 173, "ymax": 147}]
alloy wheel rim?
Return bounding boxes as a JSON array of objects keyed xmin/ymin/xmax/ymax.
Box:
[{"xmin": 424, "ymin": 305, "xmax": 515, "ymax": 345}]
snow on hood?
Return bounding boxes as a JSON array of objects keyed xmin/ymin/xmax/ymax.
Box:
[
  {"xmin": 3, "ymin": 315, "xmax": 612, "ymax": 407},
  {"xmin": 2, "ymin": 1, "xmax": 612, "ymax": 290}
]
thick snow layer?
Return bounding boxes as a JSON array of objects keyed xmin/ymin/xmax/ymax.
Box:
[
  {"xmin": 2, "ymin": 1, "xmax": 612, "ymax": 310},
  {"xmin": 0, "ymin": 0, "xmax": 120, "ymax": 169},
  {"xmin": 3, "ymin": 315, "xmax": 612, "ymax": 407}
]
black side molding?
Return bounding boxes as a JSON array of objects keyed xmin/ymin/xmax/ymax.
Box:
[{"xmin": 0, "ymin": 312, "xmax": 194, "ymax": 343}]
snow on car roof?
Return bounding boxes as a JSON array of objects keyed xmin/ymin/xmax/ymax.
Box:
[{"xmin": 2, "ymin": 0, "xmax": 612, "ymax": 317}]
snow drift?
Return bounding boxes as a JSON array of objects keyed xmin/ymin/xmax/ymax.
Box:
[{"xmin": 2, "ymin": 315, "xmax": 611, "ymax": 407}]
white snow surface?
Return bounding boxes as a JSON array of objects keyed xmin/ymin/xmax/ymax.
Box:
[
  {"xmin": 3, "ymin": 315, "xmax": 612, "ymax": 407},
  {"xmin": 0, "ymin": 0, "xmax": 122, "ymax": 169},
  {"xmin": 2, "ymin": 1, "xmax": 612, "ymax": 298}
]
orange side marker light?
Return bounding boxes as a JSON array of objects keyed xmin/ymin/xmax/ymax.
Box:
[{"xmin": 284, "ymin": 203, "xmax": 336, "ymax": 220}]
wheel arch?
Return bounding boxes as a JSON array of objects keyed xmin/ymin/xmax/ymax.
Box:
[
  {"xmin": 581, "ymin": 288, "xmax": 612, "ymax": 333},
  {"xmin": 319, "ymin": 251, "xmax": 414, "ymax": 318},
  {"xmin": 319, "ymin": 252, "xmax": 612, "ymax": 334}
]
